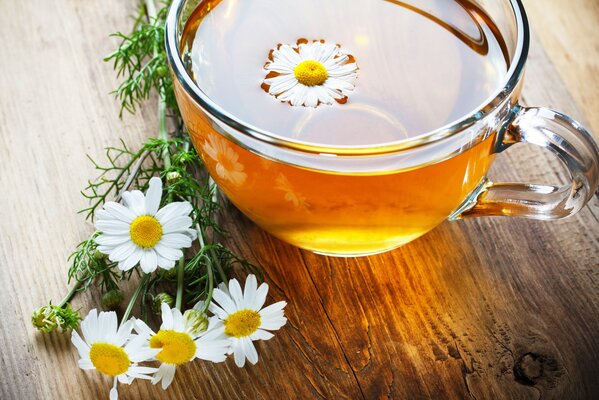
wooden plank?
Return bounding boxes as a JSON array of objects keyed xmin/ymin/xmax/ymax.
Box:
[
  {"xmin": 522, "ymin": 0, "xmax": 599, "ymax": 137},
  {"xmin": 0, "ymin": 0, "xmax": 597, "ymax": 399}
]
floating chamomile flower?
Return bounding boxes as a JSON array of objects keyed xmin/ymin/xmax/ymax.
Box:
[
  {"xmin": 262, "ymin": 39, "xmax": 358, "ymax": 108},
  {"xmin": 209, "ymin": 275, "xmax": 287, "ymax": 367},
  {"xmin": 71, "ymin": 309, "xmax": 158, "ymax": 400},
  {"xmin": 135, "ymin": 303, "xmax": 230, "ymax": 389},
  {"xmin": 95, "ymin": 177, "xmax": 197, "ymax": 273}
]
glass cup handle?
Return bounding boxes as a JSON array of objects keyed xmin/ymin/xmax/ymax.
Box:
[{"xmin": 454, "ymin": 106, "xmax": 599, "ymax": 220}]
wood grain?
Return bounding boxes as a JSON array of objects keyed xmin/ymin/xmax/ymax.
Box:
[{"xmin": 0, "ymin": 1, "xmax": 598, "ymax": 399}]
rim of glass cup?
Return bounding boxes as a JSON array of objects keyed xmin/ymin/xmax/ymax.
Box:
[{"xmin": 165, "ymin": 0, "xmax": 530, "ymax": 156}]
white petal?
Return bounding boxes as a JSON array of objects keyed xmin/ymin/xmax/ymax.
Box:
[
  {"xmin": 194, "ymin": 339, "xmax": 229, "ymax": 362},
  {"xmin": 259, "ymin": 301, "xmax": 287, "ymax": 318},
  {"xmin": 327, "ymin": 63, "xmax": 358, "ymax": 77},
  {"xmin": 289, "ymin": 85, "xmax": 309, "ymax": 107},
  {"xmin": 304, "ymin": 88, "xmax": 319, "ymax": 108},
  {"xmin": 270, "ymin": 78, "xmax": 299, "ymax": 96},
  {"xmin": 159, "ymin": 233, "xmax": 192, "ymax": 249},
  {"xmin": 81, "ymin": 309, "xmax": 98, "ymax": 344},
  {"xmin": 145, "ymin": 177, "xmax": 163, "ymax": 216},
  {"xmin": 129, "ymin": 347, "xmax": 160, "ymax": 363},
  {"xmin": 316, "ymin": 43, "xmax": 337, "ymax": 63},
  {"xmin": 192, "ymin": 300, "xmax": 205, "ymax": 311},
  {"xmin": 139, "ymin": 249, "xmax": 158, "ymax": 273},
  {"xmin": 157, "ymin": 255, "xmax": 176, "ymax": 270},
  {"xmin": 264, "ymin": 63, "xmax": 294, "ymax": 74},
  {"xmin": 95, "ymin": 220, "xmax": 130, "ymax": 235},
  {"xmin": 211, "ymin": 288, "xmax": 237, "ymax": 314},
  {"xmin": 160, "ymin": 303, "xmax": 173, "ymax": 330},
  {"xmin": 107, "ymin": 242, "xmax": 137, "ymax": 263},
  {"xmin": 172, "ymin": 308, "xmax": 185, "ymax": 332},
  {"xmin": 156, "ymin": 202, "xmax": 192, "ymax": 224},
  {"xmin": 109, "ymin": 386, "xmax": 118, "ymax": 400},
  {"xmin": 260, "ymin": 316, "xmax": 288, "ymax": 330},
  {"xmin": 314, "ymin": 85, "xmax": 334, "ymax": 105},
  {"xmin": 78, "ymin": 358, "xmax": 95, "ymax": 370},
  {"xmin": 118, "ymin": 248, "xmax": 142, "ymax": 271},
  {"xmin": 161, "ymin": 216, "xmax": 193, "ymax": 234},
  {"xmin": 117, "ymin": 374, "xmax": 132, "ymax": 384},
  {"xmin": 250, "ymin": 329, "xmax": 274, "ymax": 341},
  {"xmin": 103, "ymin": 202, "xmax": 136, "ymax": 223},
  {"xmin": 298, "ymin": 43, "xmax": 315, "ymax": 60},
  {"xmin": 264, "ymin": 73, "xmax": 295, "ymax": 86},
  {"xmin": 98, "ymin": 311, "xmax": 118, "ymax": 341},
  {"xmin": 243, "ymin": 275, "xmax": 258, "ymax": 309},
  {"xmin": 71, "ymin": 331, "xmax": 90, "ymax": 358},
  {"xmin": 128, "ymin": 365, "xmax": 158, "ymax": 379},
  {"xmin": 241, "ymin": 337, "xmax": 259, "ymax": 365},
  {"xmin": 276, "ymin": 44, "xmax": 301, "ymax": 65},
  {"xmin": 114, "ymin": 319, "xmax": 134, "ymax": 347},
  {"xmin": 233, "ymin": 342, "xmax": 246, "ymax": 368},
  {"xmin": 95, "ymin": 234, "xmax": 130, "ymax": 247},
  {"xmin": 208, "ymin": 303, "xmax": 228, "ymax": 320},
  {"xmin": 133, "ymin": 318, "xmax": 155, "ymax": 336},
  {"xmin": 122, "ymin": 190, "xmax": 146, "ymax": 216},
  {"xmin": 154, "ymin": 243, "xmax": 184, "ymax": 261},
  {"xmin": 251, "ymin": 283, "xmax": 269, "ymax": 310},
  {"xmin": 161, "ymin": 364, "xmax": 177, "ymax": 390},
  {"xmin": 324, "ymin": 77, "xmax": 355, "ymax": 92},
  {"xmin": 228, "ymin": 278, "xmax": 244, "ymax": 308}
]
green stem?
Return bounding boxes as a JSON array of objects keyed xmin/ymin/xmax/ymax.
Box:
[
  {"xmin": 145, "ymin": 0, "xmax": 157, "ymax": 21},
  {"xmin": 85, "ymin": 147, "xmax": 146, "ymax": 220},
  {"xmin": 57, "ymin": 280, "xmax": 83, "ymax": 308},
  {"xmin": 202, "ymin": 257, "xmax": 214, "ymax": 313},
  {"xmin": 195, "ymin": 222, "xmax": 227, "ymax": 283},
  {"xmin": 175, "ymin": 257, "xmax": 185, "ymax": 310},
  {"xmin": 145, "ymin": 0, "xmax": 171, "ymax": 171},
  {"xmin": 121, "ymin": 273, "xmax": 150, "ymax": 324}
]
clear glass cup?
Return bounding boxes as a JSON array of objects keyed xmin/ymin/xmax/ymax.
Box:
[{"xmin": 165, "ymin": 0, "xmax": 599, "ymax": 256}]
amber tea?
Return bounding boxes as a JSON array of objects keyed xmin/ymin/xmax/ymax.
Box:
[{"xmin": 174, "ymin": 0, "xmax": 509, "ymax": 255}]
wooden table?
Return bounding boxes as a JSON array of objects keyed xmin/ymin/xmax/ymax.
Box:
[{"xmin": 1, "ymin": 1, "xmax": 598, "ymax": 399}]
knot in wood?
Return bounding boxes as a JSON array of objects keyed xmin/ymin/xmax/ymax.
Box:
[{"xmin": 513, "ymin": 352, "xmax": 556, "ymax": 386}]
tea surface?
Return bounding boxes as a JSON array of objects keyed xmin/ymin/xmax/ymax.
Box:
[{"xmin": 185, "ymin": 0, "xmax": 508, "ymax": 146}]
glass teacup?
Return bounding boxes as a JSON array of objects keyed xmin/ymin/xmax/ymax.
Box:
[{"xmin": 165, "ymin": 0, "xmax": 599, "ymax": 256}]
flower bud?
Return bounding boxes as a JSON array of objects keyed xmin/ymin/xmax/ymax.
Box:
[
  {"xmin": 93, "ymin": 250, "xmax": 107, "ymax": 260},
  {"xmin": 31, "ymin": 306, "xmax": 58, "ymax": 333},
  {"xmin": 152, "ymin": 292, "xmax": 175, "ymax": 315},
  {"xmin": 183, "ymin": 309, "xmax": 209, "ymax": 336},
  {"xmin": 159, "ymin": 267, "xmax": 178, "ymax": 280},
  {"xmin": 101, "ymin": 289, "xmax": 124, "ymax": 310},
  {"xmin": 166, "ymin": 171, "xmax": 181, "ymax": 185},
  {"xmin": 156, "ymin": 65, "xmax": 169, "ymax": 78}
]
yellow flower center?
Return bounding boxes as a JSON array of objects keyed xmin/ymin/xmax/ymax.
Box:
[
  {"xmin": 149, "ymin": 330, "xmax": 196, "ymax": 365},
  {"xmin": 89, "ymin": 342, "xmax": 130, "ymax": 377},
  {"xmin": 294, "ymin": 60, "xmax": 329, "ymax": 86},
  {"xmin": 224, "ymin": 309, "xmax": 261, "ymax": 338},
  {"xmin": 129, "ymin": 215, "xmax": 163, "ymax": 248}
]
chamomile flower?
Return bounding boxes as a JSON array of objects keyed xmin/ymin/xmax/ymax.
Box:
[
  {"xmin": 135, "ymin": 303, "xmax": 230, "ymax": 389},
  {"xmin": 202, "ymin": 134, "xmax": 247, "ymax": 187},
  {"xmin": 263, "ymin": 39, "xmax": 358, "ymax": 108},
  {"xmin": 209, "ymin": 275, "xmax": 287, "ymax": 367},
  {"xmin": 71, "ymin": 309, "xmax": 159, "ymax": 400},
  {"xmin": 95, "ymin": 177, "xmax": 197, "ymax": 273}
]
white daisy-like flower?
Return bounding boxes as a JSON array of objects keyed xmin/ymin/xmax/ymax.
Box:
[
  {"xmin": 135, "ymin": 303, "xmax": 230, "ymax": 389},
  {"xmin": 71, "ymin": 309, "xmax": 159, "ymax": 400},
  {"xmin": 202, "ymin": 134, "xmax": 247, "ymax": 186},
  {"xmin": 95, "ymin": 177, "xmax": 197, "ymax": 273},
  {"xmin": 209, "ymin": 274, "xmax": 287, "ymax": 368},
  {"xmin": 263, "ymin": 39, "xmax": 358, "ymax": 108}
]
